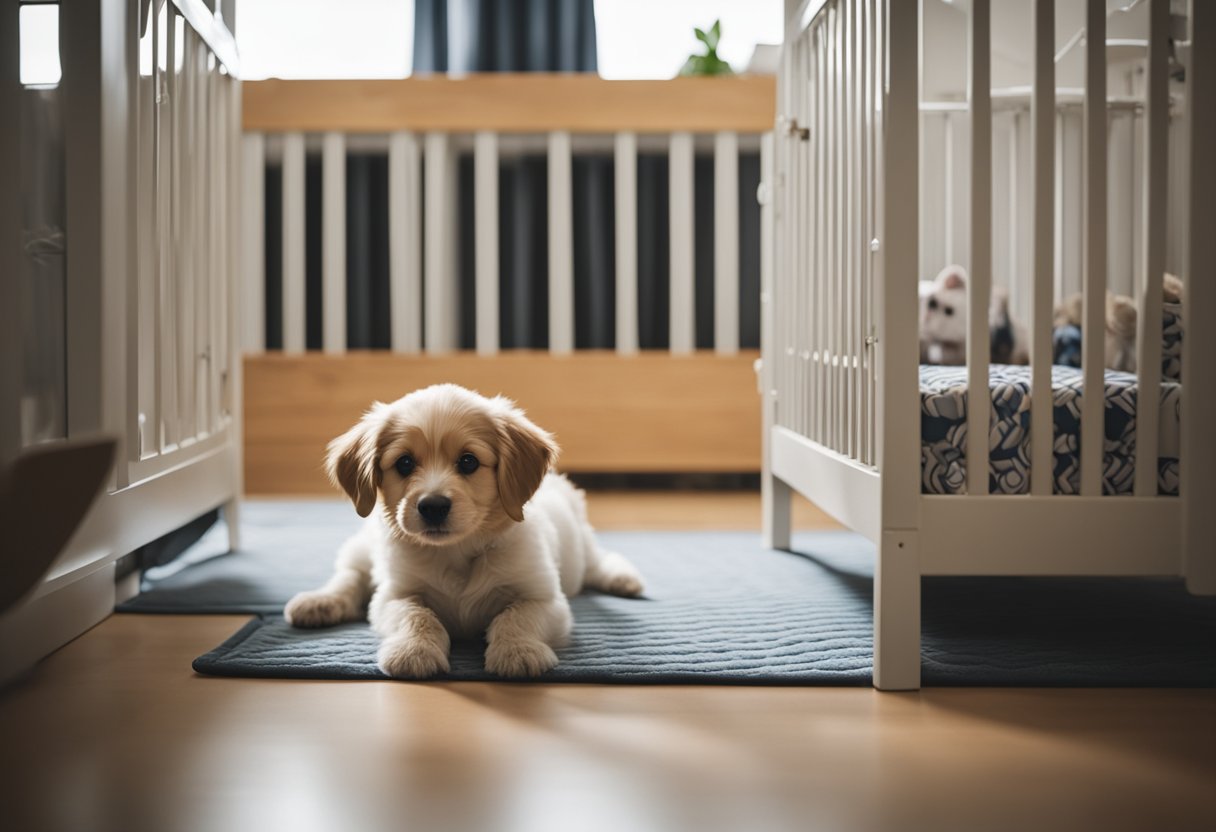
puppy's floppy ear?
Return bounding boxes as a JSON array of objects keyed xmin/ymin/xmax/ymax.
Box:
[
  {"xmin": 325, "ymin": 408, "xmax": 387, "ymax": 518},
  {"xmin": 493, "ymin": 400, "xmax": 558, "ymax": 523},
  {"xmin": 936, "ymin": 265, "xmax": 967, "ymax": 291}
]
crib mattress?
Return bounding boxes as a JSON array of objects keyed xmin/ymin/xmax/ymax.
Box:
[{"xmin": 920, "ymin": 364, "xmax": 1180, "ymax": 495}]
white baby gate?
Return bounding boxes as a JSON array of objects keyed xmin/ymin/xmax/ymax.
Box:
[
  {"xmin": 0, "ymin": 0, "xmax": 242, "ymax": 681},
  {"xmin": 764, "ymin": 0, "xmax": 1214, "ymax": 689}
]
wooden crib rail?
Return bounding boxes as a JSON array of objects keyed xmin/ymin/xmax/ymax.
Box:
[{"xmin": 242, "ymin": 76, "xmax": 776, "ymax": 135}]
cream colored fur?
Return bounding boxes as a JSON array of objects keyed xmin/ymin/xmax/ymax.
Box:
[{"xmin": 284, "ymin": 384, "xmax": 644, "ymax": 679}]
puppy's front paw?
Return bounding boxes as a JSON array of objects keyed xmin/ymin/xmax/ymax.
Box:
[
  {"xmin": 285, "ymin": 591, "xmax": 351, "ymax": 628},
  {"xmin": 484, "ymin": 638, "xmax": 558, "ymax": 678},
  {"xmin": 377, "ymin": 635, "xmax": 450, "ymax": 679},
  {"xmin": 602, "ymin": 571, "xmax": 644, "ymax": 598}
]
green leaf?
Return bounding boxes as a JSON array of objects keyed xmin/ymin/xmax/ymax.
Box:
[{"xmin": 694, "ymin": 27, "xmax": 708, "ymax": 44}]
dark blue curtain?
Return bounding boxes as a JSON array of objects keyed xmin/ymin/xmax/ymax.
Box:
[{"xmin": 414, "ymin": 0, "xmax": 598, "ymax": 73}]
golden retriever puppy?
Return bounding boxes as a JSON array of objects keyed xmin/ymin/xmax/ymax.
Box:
[{"xmin": 284, "ymin": 384, "xmax": 644, "ymax": 679}]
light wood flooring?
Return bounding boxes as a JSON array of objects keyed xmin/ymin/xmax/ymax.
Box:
[{"xmin": 0, "ymin": 492, "xmax": 1211, "ymax": 832}]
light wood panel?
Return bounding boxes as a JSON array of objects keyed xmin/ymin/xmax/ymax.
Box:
[
  {"xmin": 242, "ymin": 75, "xmax": 777, "ymax": 134},
  {"xmin": 243, "ymin": 352, "xmax": 761, "ymax": 494},
  {"xmin": 1, "ymin": 612, "xmax": 1212, "ymax": 832},
  {"xmin": 587, "ymin": 490, "xmax": 837, "ymax": 531}
]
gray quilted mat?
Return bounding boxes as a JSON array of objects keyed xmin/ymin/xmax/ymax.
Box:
[{"xmin": 170, "ymin": 503, "xmax": 1216, "ymax": 686}]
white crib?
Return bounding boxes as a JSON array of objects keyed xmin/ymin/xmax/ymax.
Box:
[{"xmin": 763, "ymin": 0, "xmax": 1215, "ymax": 689}]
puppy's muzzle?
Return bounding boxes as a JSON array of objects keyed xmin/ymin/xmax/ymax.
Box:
[{"xmin": 417, "ymin": 495, "xmax": 452, "ymax": 528}]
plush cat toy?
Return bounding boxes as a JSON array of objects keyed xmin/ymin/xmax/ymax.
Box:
[
  {"xmin": 1052, "ymin": 273, "xmax": 1183, "ymax": 372},
  {"xmin": 919, "ymin": 265, "xmax": 1028, "ymax": 365}
]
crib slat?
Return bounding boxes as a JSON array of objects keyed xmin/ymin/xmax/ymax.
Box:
[
  {"xmin": 389, "ymin": 132, "xmax": 421, "ymax": 354},
  {"xmin": 321, "ymin": 132, "xmax": 346, "ymax": 355},
  {"xmin": 817, "ymin": 22, "xmax": 826, "ymax": 445},
  {"xmin": 669, "ymin": 131, "xmax": 695, "ymax": 355},
  {"xmin": 615, "ymin": 132, "xmax": 639, "ymax": 355},
  {"xmin": 860, "ymin": 0, "xmax": 870, "ymax": 462},
  {"xmin": 851, "ymin": 0, "xmax": 864, "ymax": 461},
  {"xmin": 714, "ymin": 132, "xmax": 740, "ymax": 356},
  {"xmin": 424, "ymin": 132, "xmax": 456, "ymax": 353},
  {"xmin": 968, "ymin": 0, "xmax": 992, "ymax": 496},
  {"xmin": 178, "ymin": 27, "xmax": 197, "ymax": 440},
  {"xmin": 160, "ymin": 9, "xmax": 180, "ymax": 448},
  {"xmin": 826, "ymin": 6, "xmax": 836, "ymax": 452},
  {"xmin": 474, "ymin": 131, "xmax": 499, "ymax": 356},
  {"xmin": 548, "ymin": 131, "xmax": 574, "ymax": 355},
  {"xmin": 1080, "ymin": 0, "xmax": 1107, "ymax": 497},
  {"xmin": 840, "ymin": 1, "xmax": 852, "ymax": 456},
  {"xmin": 1029, "ymin": 0, "xmax": 1055, "ymax": 496},
  {"xmin": 240, "ymin": 133, "xmax": 265, "ymax": 354},
  {"xmin": 281, "ymin": 132, "xmax": 306, "ymax": 355},
  {"xmin": 1134, "ymin": 0, "xmax": 1168, "ymax": 497},
  {"xmin": 1183, "ymin": 0, "xmax": 1216, "ymax": 593}
]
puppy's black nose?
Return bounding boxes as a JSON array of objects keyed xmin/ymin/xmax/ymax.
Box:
[{"xmin": 417, "ymin": 495, "xmax": 452, "ymax": 527}]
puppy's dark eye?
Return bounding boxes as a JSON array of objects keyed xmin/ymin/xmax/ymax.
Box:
[
  {"xmin": 457, "ymin": 453, "xmax": 480, "ymax": 475},
  {"xmin": 943, "ymin": 305, "xmax": 954, "ymax": 317},
  {"xmin": 927, "ymin": 297, "xmax": 938, "ymax": 310},
  {"xmin": 394, "ymin": 455, "xmax": 415, "ymax": 477}
]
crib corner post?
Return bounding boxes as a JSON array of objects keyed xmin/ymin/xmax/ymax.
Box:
[
  {"xmin": 1182, "ymin": 0, "xmax": 1216, "ymax": 596},
  {"xmin": 874, "ymin": 530, "xmax": 921, "ymax": 690}
]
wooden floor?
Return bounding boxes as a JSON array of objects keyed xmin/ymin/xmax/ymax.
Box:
[{"xmin": 0, "ymin": 492, "xmax": 1212, "ymax": 832}]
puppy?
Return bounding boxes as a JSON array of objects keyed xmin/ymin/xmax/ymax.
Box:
[{"xmin": 284, "ymin": 384, "xmax": 644, "ymax": 679}]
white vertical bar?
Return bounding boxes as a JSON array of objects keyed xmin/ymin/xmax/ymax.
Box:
[
  {"xmin": 850, "ymin": 0, "xmax": 862, "ymax": 460},
  {"xmin": 177, "ymin": 21, "xmax": 196, "ymax": 441},
  {"xmin": 814, "ymin": 25, "xmax": 826, "ymax": 445},
  {"xmin": 876, "ymin": 0, "xmax": 921, "ymax": 692},
  {"xmin": 548, "ymin": 130, "xmax": 574, "ymax": 355},
  {"xmin": 943, "ymin": 114, "xmax": 954, "ymax": 264},
  {"xmin": 761, "ymin": 131, "xmax": 787, "ymax": 546},
  {"xmin": 1080, "ymin": 0, "xmax": 1107, "ymax": 497},
  {"xmin": 1134, "ymin": 0, "xmax": 1168, "ymax": 497},
  {"xmin": 714, "ymin": 131, "xmax": 740, "ymax": 355},
  {"xmin": 1030, "ymin": 0, "xmax": 1055, "ymax": 496},
  {"xmin": 474, "ymin": 131, "xmax": 499, "ymax": 355},
  {"xmin": 1108, "ymin": 113, "xmax": 1135, "ymax": 299},
  {"xmin": 389, "ymin": 132, "xmax": 421, "ymax": 353},
  {"xmin": 615, "ymin": 132, "xmax": 639, "ymax": 355},
  {"xmin": 322, "ymin": 131, "xmax": 346, "ymax": 355},
  {"xmin": 968, "ymin": 0, "xmax": 992, "ymax": 496},
  {"xmin": 840, "ymin": 2, "xmax": 852, "ymax": 455},
  {"xmin": 0, "ymin": 0, "xmax": 19, "ymax": 463},
  {"xmin": 240, "ymin": 133, "xmax": 265, "ymax": 353},
  {"xmin": 160, "ymin": 7, "xmax": 179, "ymax": 448},
  {"xmin": 832, "ymin": 5, "xmax": 844, "ymax": 453},
  {"xmin": 178, "ymin": 27, "xmax": 197, "ymax": 440},
  {"xmin": 669, "ymin": 131, "xmax": 695, "ymax": 355},
  {"xmin": 860, "ymin": 0, "xmax": 871, "ymax": 465},
  {"xmin": 1182, "ymin": 0, "xmax": 1216, "ymax": 593},
  {"xmin": 424, "ymin": 132, "xmax": 455, "ymax": 353},
  {"xmin": 878, "ymin": 0, "xmax": 921, "ymax": 529},
  {"xmin": 281, "ymin": 131, "xmax": 306, "ymax": 354}
]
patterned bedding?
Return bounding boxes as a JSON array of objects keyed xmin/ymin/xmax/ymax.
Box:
[{"xmin": 920, "ymin": 364, "xmax": 1181, "ymax": 495}]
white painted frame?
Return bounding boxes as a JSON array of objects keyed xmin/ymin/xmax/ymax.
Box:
[
  {"xmin": 1, "ymin": 0, "xmax": 242, "ymax": 683},
  {"xmin": 767, "ymin": 0, "xmax": 1213, "ymax": 690}
]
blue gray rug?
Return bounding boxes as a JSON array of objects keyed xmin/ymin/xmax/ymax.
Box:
[{"xmin": 123, "ymin": 501, "xmax": 1216, "ymax": 686}]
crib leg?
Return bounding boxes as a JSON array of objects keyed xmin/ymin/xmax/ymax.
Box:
[
  {"xmin": 223, "ymin": 496, "xmax": 241, "ymax": 553},
  {"xmin": 873, "ymin": 530, "xmax": 921, "ymax": 690},
  {"xmin": 763, "ymin": 473, "xmax": 792, "ymax": 550}
]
